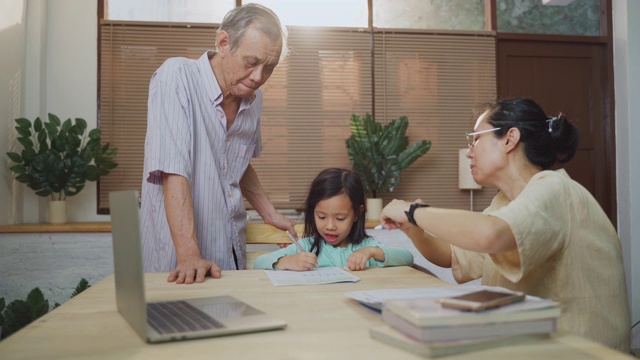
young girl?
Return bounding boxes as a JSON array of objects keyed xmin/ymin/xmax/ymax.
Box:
[{"xmin": 253, "ymin": 168, "xmax": 413, "ymax": 271}]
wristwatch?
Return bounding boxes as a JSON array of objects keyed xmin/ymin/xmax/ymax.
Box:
[{"xmin": 404, "ymin": 203, "xmax": 430, "ymax": 226}]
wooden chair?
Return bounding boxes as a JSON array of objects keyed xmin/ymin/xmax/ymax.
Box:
[{"xmin": 245, "ymin": 223, "xmax": 305, "ymax": 269}]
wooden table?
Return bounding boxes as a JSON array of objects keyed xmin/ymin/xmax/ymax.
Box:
[{"xmin": 0, "ymin": 267, "xmax": 632, "ymax": 359}]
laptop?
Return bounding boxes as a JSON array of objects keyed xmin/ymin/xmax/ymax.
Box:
[{"xmin": 109, "ymin": 190, "xmax": 287, "ymax": 343}]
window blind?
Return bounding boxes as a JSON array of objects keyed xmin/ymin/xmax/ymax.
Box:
[
  {"xmin": 254, "ymin": 27, "xmax": 373, "ymax": 210},
  {"xmin": 99, "ymin": 21, "xmax": 216, "ymax": 212},
  {"xmin": 99, "ymin": 21, "xmax": 496, "ymax": 213},
  {"xmin": 372, "ymin": 31, "xmax": 497, "ymax": 209}
]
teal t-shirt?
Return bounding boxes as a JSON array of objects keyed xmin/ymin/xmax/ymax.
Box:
[{"xmin": 253, "ymin": 236, "xmax": 413, "ymax": 270}]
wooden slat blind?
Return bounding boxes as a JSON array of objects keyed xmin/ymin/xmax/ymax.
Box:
[
  {"xmin": 372, "ymin": 31, "xmax": 497, "ymax": 209},
  {"xmin": 254, "ymin": 27, "xmax": 373, "ymax": 209},
  {"xmin": 99, "ymin": 22, "xmax": 216, "ymax": 212},
  {"xmin": 99, "ymin": 21, "xmax": 497, "ymax": 213}
]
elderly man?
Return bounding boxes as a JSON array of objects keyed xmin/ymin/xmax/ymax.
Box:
[{"xmin": 141, "ymin": 4, "xmax": 295, "ymax": 284}]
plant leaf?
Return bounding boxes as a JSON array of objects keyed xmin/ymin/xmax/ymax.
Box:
[
  {"xmin": 9, "ymin": 165, "xmax": 26, "ymax": 174},
  {"xmin": 72, "ymin": 278, "xmax": 91, "ymax": 297},
  {"xmin": 16, "ymin": 127, "xmax": 32, "ymax": 138},
  {"xmin": 44, "ymin": 122, "xmax": 58, "ymax": 138},
  {"xmin": 37, "ymin": 129, "xmax": 47, "ymax": 145},
  {"xmin": 61, "ymin": 118, "xmax": 72, "ymax": 134},
  {"xmin": 22, "ymin": 147, "xmax": 36, "ymax": 162},
  {"xmin": 2, "ymin": 299, "xmax": 30, "ymax": 339},
  {"xmin": 15, "ymin": 174, "xmax": 31, "ymax": 183},
  {"xmin": 88, "ymin": 128, "xmax": 101, "ymax": 139},
  {"xmin": 48, "ymin": 113, "xmax": 61, "ymax": 126},
  {"xmin": 34, "ymin": 117, "xmax": 43, "ymax": 132},
  {"xmin": 35, "ymin": 189, "xmax": 51, "ymax": 197},
  {"xmin": 26, "ymin": 287, "xmax": 49, "ymax": 320},
  {"xmin": 17, "ymin": 137, "xmax": 34, "ymax": 149},
  {"xmin": 15, "ymin": 118, "xmax": 32, "ymax": 129},
  {"xmin": 7, "ymin": 152, "xmax": 22, "ymax": 163},
  {"xmin": 75, "ymin": 118, "xmax": 87, "ymax": 132}
]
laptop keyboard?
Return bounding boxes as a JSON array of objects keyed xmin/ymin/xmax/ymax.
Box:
[{"xmin": 147, "ymin": 300, "xmax": 225, "ymax": 335}]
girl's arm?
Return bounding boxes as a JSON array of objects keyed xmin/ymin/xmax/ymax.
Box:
[
  {"xmin": 253, "ymin": 239, "xmax": 318, "ymax": 271},
  {"xmin": 273, "ymin": 252, "xmax": 318, "ymax": 271},
  {"xmin": 376, "ymin": 245, "xmax": 413, "ymax": 267},
  {"xmin": 347, "ymin": 235, "xmax": 415, "ymax": 270},
  {"xmin": 252, "ymin": 244, "xmax": 298, "ymax": 270},
  {"xmin": 347, "ymin": 246, "xmax": 384, "ymax": 271}
]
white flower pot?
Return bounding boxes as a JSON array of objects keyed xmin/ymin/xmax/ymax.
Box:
[
  {"xmin": 49, "ymin": 200, "xmax": 67, "ymax": 224},
  {"xmin": 366, "ymin": 198, "xmax": 383, "ymax": 222}
]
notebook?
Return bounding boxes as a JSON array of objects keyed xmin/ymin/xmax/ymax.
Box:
[{"xmin": 109, "ymin": 190, "xmax": 287, "ymax": 343}]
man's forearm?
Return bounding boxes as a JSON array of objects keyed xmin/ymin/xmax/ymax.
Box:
[
  {"xmin": 162, "ymin": 172, "xmax": 201, "ymax": 262},
  {"xmin": 240, "ymin": 164, "xmax": 277, "ymax": 222}
]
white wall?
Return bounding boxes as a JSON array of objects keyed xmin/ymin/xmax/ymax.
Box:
[
  {"xmin": 45, "ymin": 0, "xmax": 106, "ymax": 222},
  {"xmin": 2, "ymin": 0, "xmax": 108, "ymax": 224},
  {"xmin": 0, "ymin": 0, "xmax": 26, "ymax": 226},
  {"xmin": 613, "ymin": 0, "xmax": 640, "ymax": 348}
]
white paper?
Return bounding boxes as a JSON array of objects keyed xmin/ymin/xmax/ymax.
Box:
[
  {"xmin": 346, "ymin": 286, "xmax": 483, "ymax": 311},
  {"xmin": 345, "ymin": 285, "xmax": 548, "ymax": 311},
  {"xmin": 264, "ymin": 267, "xmax": 361, "ymax": 286}
]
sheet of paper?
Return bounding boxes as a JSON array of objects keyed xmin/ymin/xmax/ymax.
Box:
[
  {"xmin": 264, "ymin": 267, "xmax": 361, "ymax": 286},
  {"xmin": 345, "ymin": 285, "xmax": 546, "ymax": 311},
  {"xmin": 345, "ymin": 286, "xmax": 483, "ymax": 311}
]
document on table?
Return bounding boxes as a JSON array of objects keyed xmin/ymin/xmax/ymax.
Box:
[
  {"xmin": 345, "ymin": 287, "xmax": 479, "ymax": 311},
  {"xmin": 345, "ymin": 285, "xmax": 550, "ymax": 312},
  {"xmin": 264, "ymin": 267, "xmax": 361, "ymax": 286}
]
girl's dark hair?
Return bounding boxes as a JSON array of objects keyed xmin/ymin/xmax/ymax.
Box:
[
  {"xmin": 302, "ymin": 168, "xmax": 368, "ymax": 256},
  {"xmin": 476, "ymin": 97, "xmax": 579, "ymax": 169}
]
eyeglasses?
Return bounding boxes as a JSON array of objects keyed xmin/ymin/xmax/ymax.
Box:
[{"xmin": 466, "ymin": 127, "xmax": 502, "ymax": 148}]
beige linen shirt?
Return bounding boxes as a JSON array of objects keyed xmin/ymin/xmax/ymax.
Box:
[{"xmin": 451, "ymin": 169, "xmax": 630, "ymax": 352}]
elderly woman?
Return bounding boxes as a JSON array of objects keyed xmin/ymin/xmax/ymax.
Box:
[{"xmin": 380, "ymin": 97, "xmax": 630, "ymax": 352}]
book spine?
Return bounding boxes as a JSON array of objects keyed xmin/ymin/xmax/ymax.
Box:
[
  {"xmin": 384, "ymin": 304, "xmax": 561, "ymax": 327},
  {"xmin": 382, "ymin": 307, "xmax": 557, "ymax": 342}
]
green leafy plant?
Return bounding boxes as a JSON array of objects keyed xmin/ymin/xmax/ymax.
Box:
[
  {"xmin": 0, "ymin": 288, "xmax": 49, "ymax": 340},
  {"xmin": 346, "ymin": 113, "xmax": 432, "ymax": 198},
  {"xmin": 71, "ymin": 278, "xmax": 91, "ymax": 298},
  {"xmin": 0, "ymin": 297, "xmax": 5, "ymax": 333},
  {"xmin": 0, "ymin": 278, "xmax": 91, "ymax": 340},
  {"xmin": 6, "ymin": 113, "xmax": 118, "ymax": 200}
]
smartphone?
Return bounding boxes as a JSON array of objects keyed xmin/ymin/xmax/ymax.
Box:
[{"xmin": 438, "ymin": 290, "xmax": 525, "ymax": 312}]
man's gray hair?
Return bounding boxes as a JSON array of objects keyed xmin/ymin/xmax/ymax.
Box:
[{"xmin": 217, "ymin": 3, "xmax": 288, "ymax": 62}]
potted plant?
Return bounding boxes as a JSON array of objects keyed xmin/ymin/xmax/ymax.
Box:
[
  {"xmin": 6, "ymin": 114, "xmax": 118, "ymax": 224},
  {"xmin": 346, "ymin": 113, "xmax": 431, "ymax": 220}
]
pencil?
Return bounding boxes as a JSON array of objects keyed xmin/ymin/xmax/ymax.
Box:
[{"xmin": 286, "ymin": 230, "xmax": 305, "ymax": 252}]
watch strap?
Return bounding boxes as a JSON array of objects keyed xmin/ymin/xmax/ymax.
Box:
[{"xmin": 404, "ymin": 203, "xmax": 430, "ymax": 226}]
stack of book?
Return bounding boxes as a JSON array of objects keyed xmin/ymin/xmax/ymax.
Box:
[{"xmin": 369, "ymin": 287, "xmax": 560, "ymax": 357}]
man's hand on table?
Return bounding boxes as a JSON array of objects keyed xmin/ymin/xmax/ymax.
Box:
[{"xmin": 167, "ymin": 256, "xmax": 222, "ymax": 284}]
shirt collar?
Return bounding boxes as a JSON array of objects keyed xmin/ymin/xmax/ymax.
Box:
[{"xmin": 198, "ymin": 51, "xmax": 222, "ymax": 106}]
